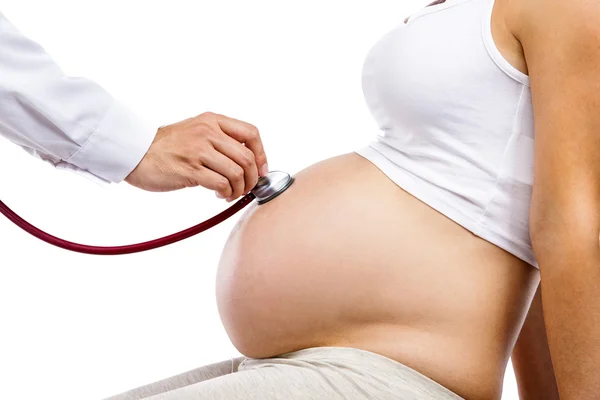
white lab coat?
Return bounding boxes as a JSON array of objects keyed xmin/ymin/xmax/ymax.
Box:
[{"xmin": 0, "ymin": 12, "xmax": 156, "ymax": 184}]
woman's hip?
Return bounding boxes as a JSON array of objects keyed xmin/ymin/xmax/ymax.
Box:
[{"xmin": 106, "ymin": 346, "xmax": 465, "ymax": 400}]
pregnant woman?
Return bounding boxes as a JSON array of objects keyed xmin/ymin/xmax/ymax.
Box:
[{"xmin": 110, "ymin": 0, "xmax": 600, "ymax": 398}]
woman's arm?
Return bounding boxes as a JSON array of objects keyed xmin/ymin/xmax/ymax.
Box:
[
  {"xmin": 511, "ymin": 284, "xmax": 559, "ymax": 400},
  {"xmin": 515, "ymin": 0, "xmax": 600, "ymax": 398}
]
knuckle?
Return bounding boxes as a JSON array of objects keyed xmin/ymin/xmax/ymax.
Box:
[
  {"xmin": 215, "ymin": 179, "xmax": 229, "ymax": 191},
  {"xmin": 241, "ymin": 149, "xmax": 255, "ymax": 167},
  {"xmin": 256, "ymin": 153, "xmax": 267, "ymax": 165},
  {"xmin": 193, "ymin": 138, "xmax": 212, "ymax": 157},
  {"xmin": 195, "ymin": 123, "xmax": 215, "ymax": 139},
  {"xmin": 247, "ymin": 125, "xmax": 259, "ymax": 138},
  {"xmin": 194, "ymin": 145, "xmax": 207, "ymax": 159},
  {"xmin": 200, "ymin": 111, "xmax": 216, "ymax": 119},
  {"xmin": 232, "ymin": 167, "xmax": 244, "ymax": 181}
]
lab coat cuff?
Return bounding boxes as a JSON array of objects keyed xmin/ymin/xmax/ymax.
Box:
[
  {"xmin": 65, "ymin": 100, "xmax": 157, "ymax": 183},
  {"xmin": 55, "ymin": 161, "xmax": 112, "ymax": 186}
]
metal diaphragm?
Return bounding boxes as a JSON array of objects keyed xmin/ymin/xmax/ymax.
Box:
[{"xmin": 251, "ymin": 171, "xmax": 295, "ymax": 204}]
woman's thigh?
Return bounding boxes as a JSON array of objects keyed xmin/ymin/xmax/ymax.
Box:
[
  {"xmin": 139, "ymin": 347, "xmax": 464, "ymax": 400},
  {"xmin": 104, "ymin": 357, "xmax": 245, "ymax": 400}
]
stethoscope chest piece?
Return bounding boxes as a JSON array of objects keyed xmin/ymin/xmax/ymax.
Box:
[{"xmin": 251, "ymin": 171, "xmax": 295, "ymax": 204}]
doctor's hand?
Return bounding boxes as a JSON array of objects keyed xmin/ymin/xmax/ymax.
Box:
[{"xmin": 124, "ymin": 112, "xmax": 269, "ymax": 200}]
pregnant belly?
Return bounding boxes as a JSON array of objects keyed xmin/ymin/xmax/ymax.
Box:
[{"xmin": 216, "ymin": 152, "xmax": 538, "ymax": 399}]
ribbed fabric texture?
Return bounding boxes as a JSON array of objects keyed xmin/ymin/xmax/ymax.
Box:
[{"xmin": 356, "ymin": 0, "xmax": 537, "ymax": 268}]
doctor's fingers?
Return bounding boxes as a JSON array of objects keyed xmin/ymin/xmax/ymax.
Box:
[
  {"xmin": 216, "ymin": 115, "xmax": 268, "ymax": 176},
  {"xmin": 210, "ymin": 132, "xmax": 259, "ymax": 197},
  {"xmin": 199, "ymin": 149, "xmax": 247, "ymax": 200},
  {"xmin": 188, "ymin": 166, "xmax": 234, "ymax": 197}
]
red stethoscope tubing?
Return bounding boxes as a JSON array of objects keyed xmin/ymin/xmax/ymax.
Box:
[{"xmin": 0, "ymin": 193, "xmax": 256, "ymax": 255}]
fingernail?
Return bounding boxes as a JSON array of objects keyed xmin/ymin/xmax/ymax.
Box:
[
  {"xmin": 216, "ymin": 192, "xmax": 225, "ymax": 199},
  {"xmin": 226, "ymin": 197, "xmax": 233, "ymax": 202},
  {"xmin": 260, "ymin": 163, "xmax": 269, "ymax": 177}
]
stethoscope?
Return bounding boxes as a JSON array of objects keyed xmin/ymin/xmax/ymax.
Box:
[{"xmin": 0, "ymin": 170, "xmax": 294, "ymax": 255}]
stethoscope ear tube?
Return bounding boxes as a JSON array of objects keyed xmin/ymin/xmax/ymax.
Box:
[
  {"xmin": 0, "ymin": 170, "xmax": 295, "ymax": 256},
  {"xmin": 0, "ymin": 193, "xmax": 256, "ymax": 255}
]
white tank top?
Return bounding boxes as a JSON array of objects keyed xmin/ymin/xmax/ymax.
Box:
[{"xmin": 355, "ymin": 0, "xmax": 537, "ymax": 268}]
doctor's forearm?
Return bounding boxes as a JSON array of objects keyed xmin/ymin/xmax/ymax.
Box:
[
  {"xmin": 0, "ymin": 12, "xmax": 269, "ymax": 195},
  {"xmin": 0, "ymin": 11, "xmax": 156, "ymax": 183}
]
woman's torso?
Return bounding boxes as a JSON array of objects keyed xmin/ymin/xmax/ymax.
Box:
[
  {"xmin": 216, "ymin": 1, "xmax": 538, "ymax": 399},
  {"xmin": 361, "ymin": 0, "xmax": 537, "ymax": 269}
]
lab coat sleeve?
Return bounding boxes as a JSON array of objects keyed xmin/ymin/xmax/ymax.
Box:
[{"xmin": 0, "ymin": 12, "xmax": 157, "ymax": 184}]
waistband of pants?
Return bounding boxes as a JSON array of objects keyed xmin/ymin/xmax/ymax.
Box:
[{"xmin": 240, "ymin": 346, "xmax": 464, "ymax": 399}]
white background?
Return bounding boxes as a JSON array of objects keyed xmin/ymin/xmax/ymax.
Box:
[{"xmin": 0, "ymin": 1, "xmax": 520, "ymax": 398}]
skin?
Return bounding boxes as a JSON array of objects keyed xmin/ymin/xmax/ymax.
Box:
[
  {"xmin": 217, "ymin": 153, "xmax": 540, "ymax": 400},
  {"xmin": 511, "ymin": 285, "xmax": 559, "ymax": 400},
  {"xmin": 122, "ymin": 0, "xmax": 597, "ymax": 397},
  {"xmin": 511, "ymin": 0, "xmax": 600, "ymax": 398},
  {"xmin": 492, "ymin": 1, "xmax": 560, "ymax": 397},
  {"xmin": 124, "ymin": 112, "xmax": 269, "ymax": 199},
  {"xmin": 216, "ymin": 0, "xmax": 597, "ymax": 399}
]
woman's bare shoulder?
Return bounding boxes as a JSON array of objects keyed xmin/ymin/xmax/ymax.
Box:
[{"xmin": 505, "ymin": 0, "xmax": 599, "ymax": 43}]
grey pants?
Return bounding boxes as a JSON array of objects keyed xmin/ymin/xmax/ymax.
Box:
[{"xmin": 105, "ymin": 347, "xmax": 464, "ymax": 400}]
